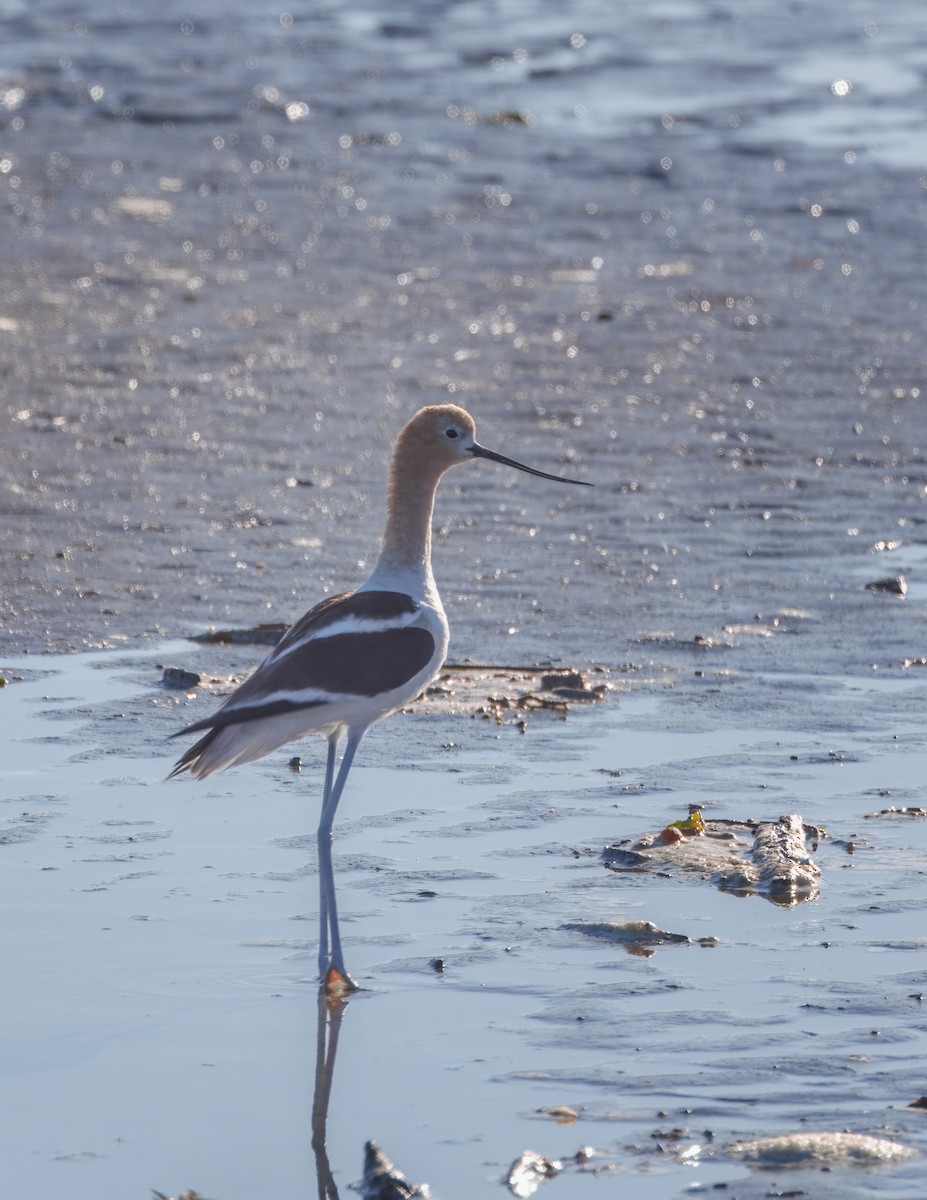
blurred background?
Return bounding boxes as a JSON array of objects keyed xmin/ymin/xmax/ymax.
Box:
[{"xmin": 1, "ymin": 0, "xmax": 925, "ymax": 692}]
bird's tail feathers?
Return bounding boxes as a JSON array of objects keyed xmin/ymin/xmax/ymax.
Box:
[{"xmin": 167, "ymin": 728, "xmax": 221, "ymax": 780}]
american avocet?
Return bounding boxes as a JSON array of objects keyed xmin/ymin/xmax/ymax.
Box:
[{"xmin": 170, "ymin": 404, "xmax": 589, "ymax": 993}]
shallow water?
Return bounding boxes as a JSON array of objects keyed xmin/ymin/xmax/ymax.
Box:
[{"xmin": 2, "ymin": 646, "xmax": 927, "ymax": 1199}]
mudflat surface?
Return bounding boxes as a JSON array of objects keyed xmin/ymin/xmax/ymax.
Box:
[{"xmin": 2, "ymin": 0, "xmax": 925, "ymax": 696}]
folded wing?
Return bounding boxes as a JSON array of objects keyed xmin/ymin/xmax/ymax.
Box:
[{"xmin": 170, "ymin": 589, "xmax": 438, "ymax": 778}]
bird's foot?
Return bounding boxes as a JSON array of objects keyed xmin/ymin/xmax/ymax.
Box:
[{"xmin": 322, "ymin": 963, "xmax": 359, "ymax": 997}]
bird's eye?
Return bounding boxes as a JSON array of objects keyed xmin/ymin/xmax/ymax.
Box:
[{"xmin": 445, "ymin": 427, "xmax": 460, "ymax": 440}]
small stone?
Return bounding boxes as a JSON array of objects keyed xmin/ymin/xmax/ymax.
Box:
[
  {"xmin": 545, "ymin": 1105, "xmax": 578, "ymax": 1125},
  {"xmin": 506, "ymin": 1150, "xmax": 561, "ymax": 1198},
  {"xmin": 866, "ymin": 575, "xmax": 907, "ymax": 596},
  {"xmin": 358, "ymin": 1140, "xmax": 430, "ymax": 1198},
  {"xmin": 539, "ymin": 670, "xmax": 584, "ymax": 691},
  {"xmin": 161, "ymin": 667, "xmax": 201, "ymax": 689}
]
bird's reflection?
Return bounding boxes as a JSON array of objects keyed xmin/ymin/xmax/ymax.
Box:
[
  {"xmin": 311, "ymin": 990, "xmax": 430, "ymax": 1199},
  {"xmin": 311, "ymin": 992, "xmax": 347, "ymax": 1200}
]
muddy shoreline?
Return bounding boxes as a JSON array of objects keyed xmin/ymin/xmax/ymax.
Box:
[{"xmin": 3, "ymin": 4, "xmax": 926, "ymax": 693}]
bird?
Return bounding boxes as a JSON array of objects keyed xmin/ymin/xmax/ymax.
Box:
[{"xmin": 170, "ymin": 403, "xmax": 590, "ymax": 994}]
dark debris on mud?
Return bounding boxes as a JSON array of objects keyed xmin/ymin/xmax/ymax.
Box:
[
  {"xmin": 865, "ymin": 805, "xmax": 927, "ymax": 819},
  {"xmin": 164, "ymin": 626, "xmax": 632, "ymax": 722},
  {"xmin": 357, "ymin": 1140, "xmax": 431, "ymax": 1199},
  {"xmin": 152, "ymin": 1190, "xmax": 213, "ymax": 1200}
]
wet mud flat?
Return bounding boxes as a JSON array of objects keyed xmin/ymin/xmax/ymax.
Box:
[
  {"xmin": 3, "ymin": 646, "xmax": 927, "ymax": 1200},
  {"xmin": 2, "ymin": 0, "xmax": 927, "ymax": 686}
]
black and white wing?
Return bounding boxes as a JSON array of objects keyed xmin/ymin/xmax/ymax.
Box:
[{"xmin": 169, "ymin": 589, "xmax": 441, "ymax": 778}]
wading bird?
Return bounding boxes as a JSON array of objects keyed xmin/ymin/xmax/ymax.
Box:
[{"xmin": 170, "ymin": 404, "xmax": 590, "ymax": 993}]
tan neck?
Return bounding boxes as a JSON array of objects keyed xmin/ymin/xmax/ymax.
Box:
[{"xmin": 370, "ymin": 451, "xmax": 444, "ymax": 586}]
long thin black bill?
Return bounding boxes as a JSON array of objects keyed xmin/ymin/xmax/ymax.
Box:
[{"xmin": 470, "ymin": 442, "xmax": 592, "ymax": 486}]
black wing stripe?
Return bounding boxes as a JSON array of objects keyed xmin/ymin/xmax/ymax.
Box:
[
  {"xmin": 291, "ymin": 626, "xmax": 436, "ymax": 698},
  {"xmin": 171, "ymin": 698, "xmax": 326, "ymax": 739}
]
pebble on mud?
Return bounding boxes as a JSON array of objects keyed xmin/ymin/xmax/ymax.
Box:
[
  {"xmin": 865, "ymin": 575, "xmax": 907, "ymax": 596},
  {"xmin": 506, "ymin": 1149, "xmax": 562, "ymax": 1198},
  {"xmin": 160, "ymin": 667, "xmax": 201, "ymax": 690},
  {"xmin": 152, "ymin": 1191, "xmax": 209, "ymax": 1200},
  {"xmin": 537, "ymin": 670, "xmax": 609, "ymax": 702},
  {"xmin": 539, "ymin": 1105, "xmax": 579, "ymax": 1125},
  {"xmin": 357, "ymin": 1139, "xmax": 431, "ymax": 1199}
]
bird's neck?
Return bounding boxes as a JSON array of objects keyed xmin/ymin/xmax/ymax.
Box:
[{"xmin": 367, "ymin": 457, "xmax": 444, "ymax": 598}]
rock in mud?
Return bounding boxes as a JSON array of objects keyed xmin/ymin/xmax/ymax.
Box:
[
  {"xmin": 506, "ymin": 1149, "xmax": 561, "ymax": 1197},
  {"xmin": 866, "ymin": 575, "xmax": 907, "ymax": 596},
  {"xmin": 541, "ymin": 1105, "xmax": 579, "ymax": 1125},
  {"xmin": 357, "ymin": 1140, "xmax": 430, "ymax": 1199},
  {"xmin": 160, "ymin": 666, "xmax": 201, "ymax": 689},
  {"xmin": 537, "ymin": 670, "xmax": 609, "ymax": 702}
]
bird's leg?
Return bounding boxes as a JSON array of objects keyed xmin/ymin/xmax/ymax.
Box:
[
  {"xmin": 317, "ymin": 733, "xmax": 339, "ymax": 981},
  {"xmin": 317, "ymin": 728, "xmax": 363, "ymax": 994}
]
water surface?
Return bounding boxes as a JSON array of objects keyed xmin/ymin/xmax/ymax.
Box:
[{"xmin": 2, "ymin": 648, "xmax": 927, "ymax": 1197}]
